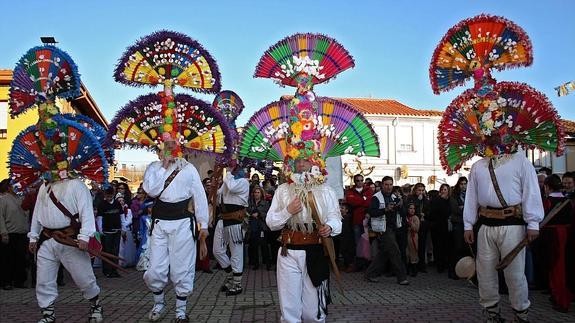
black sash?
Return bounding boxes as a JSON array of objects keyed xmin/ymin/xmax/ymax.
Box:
[
  {"xmin": 153, "ymin": 198, "xmax": 190, "ymax": 220},
  {"xmin": 149, "ymin": 169, "xmax": 180, "ymax": 234}
]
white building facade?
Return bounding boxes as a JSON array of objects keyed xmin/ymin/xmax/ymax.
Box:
[
  {"xmin": 338, "ymin": 98, "xmax": 573, "ymax": 189},
  {"xmin": 337, "ymin": 98, "xmax": 472, "ymax": 189}
]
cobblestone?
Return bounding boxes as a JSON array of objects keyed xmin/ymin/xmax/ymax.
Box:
[{"xmin": 0, "ymin": 265, "xmax": 574, "ymax": 322}]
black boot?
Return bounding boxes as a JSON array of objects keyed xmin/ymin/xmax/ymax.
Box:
[
  {"xmin": 39, "ymin": 304, "xmax": 55, "ymax": 323},
  {"xmin": 220, "ymin": 276, "xmax": 233, "ymax": 292},
  {"xmin": 483, "ymin": 304, "xmax": 505, "ymax": 323},
  {"xmin": 226, "ymin": 275, "xmax": 243, "ymax": 296},
  {"xmin": 88, "ymin": 296, "xmax": 103, "ymax": 322},
  {"xmin": 512, "ymin": 308, "xmax": 529, "ymax": 323}
]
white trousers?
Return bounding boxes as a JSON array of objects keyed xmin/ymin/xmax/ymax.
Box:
[
  {"xmin": 36, "ymin": 238, "xmax": 100, "ymax": 308},
  {"xmin": 276, "ymin": 249, "xmax": 325, "ymax": 323},
  {"xmin": 476, "ymin": 225, "xmax": 530, "ymax": 311},
  {"xmin": 213, "ymin": 220, "xmax": 244, "ymax": 273},
  {"xmin": 143, "ymin": 218, "xmax": 197, "ymax": 297}
]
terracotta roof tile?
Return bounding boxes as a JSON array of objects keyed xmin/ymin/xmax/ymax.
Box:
[
  {"xmin": 336, "ymin": 98, "xmax": 442, "ymax": 117},
  {"xmin": 418, "ymin": 109, "xmax": 444, "ymax": 116},
  {"xmin": 280, "ymin": 95, "xmax": 442, "ymax": 117},
  {"xmin": 562, "ymin": 120, "xmax": 575, "ymax": 135},
  {"xmin": 0, "ymin": 69, "xmax": 13, "ymax": 85}
]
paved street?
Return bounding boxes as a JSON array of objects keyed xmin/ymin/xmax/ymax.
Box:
[{"xmin": 1, "ymin": 264, "xmax": 574, "ymax": 322}]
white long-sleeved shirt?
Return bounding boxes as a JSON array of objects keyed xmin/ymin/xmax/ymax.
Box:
[
  {"xmin": 29, "ymin": 179, "xmax": 96, "ymax": 243},
  {"xmin": 143, "ymin": 160, "xmax": 209, "ymax": 229},
  {"xmin": 463, "ymin": 153, "xmax": 544, "ymax": 231},
  {"xmin": 217, "ymin": 172, "xmax": 249, "ymax": 207},
  {"xmin": 266, "ymin": 183, "xmax": 342, "ymax": 236}
]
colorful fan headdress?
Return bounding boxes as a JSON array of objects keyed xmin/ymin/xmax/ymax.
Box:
[
  {"xmin": 107, "ymin": 31, "xmax": 233, "ymax": 158},
  {"xmin": 430, "ymin": 14, "xmax": 564, "ymax": 174},
  {"xmin": 212, "ymin": 90, "xmax": 244, "ymax": 130},
  {"xmin": 429, "ymin": 14, "xmax": 533, "ymax": 95},
  {"xmin": 240, "ymin": 33, "xmax": 380, "ymax": 185},
  {"xmin": 8, "ymin": 45, "xmax": 110, "ymax": 191}
]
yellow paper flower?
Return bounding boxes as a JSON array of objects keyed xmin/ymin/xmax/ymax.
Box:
[
  {"xmin": 46, "ymin": 104, "xmax": 58, "ymax": 115},
  {"xmin": 57, "ymin": 160, "xmax": 68, "ymax": 170},
  {"xmin": 483, "ymin": 119, "xmax": 494, "ymax": 130},
  {"xmin": 484, "ymin": 147, "xmax": 494, "ymax": 157},
  {"xmin": 288, "ymin": 147, "xmax": 300, "ymax": 159},
  {"xmin": 291, "ymin": 121, "xmax": 303, "ymax": 136}
]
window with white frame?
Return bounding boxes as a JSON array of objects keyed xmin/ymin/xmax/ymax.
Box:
[
  {"xmin": 528, "ymin": 149, "xmax": 551, "ymax": 168},
  {"xmin": 397, "ymin": 126, "xmax": 413, "ymax": 151},
  {"xmin": 0, "ymin": 102, "xmax": 7, "ymax": 139},
  {"xmin": 407, "ymin": 176, "xmax": 422, "ymax": 184}
]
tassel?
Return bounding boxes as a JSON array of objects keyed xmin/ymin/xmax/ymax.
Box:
[{"xmin": 316, "ymin": 280, "xmax": 330, "ymax": 320}]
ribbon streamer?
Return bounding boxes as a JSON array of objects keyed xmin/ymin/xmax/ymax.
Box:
[{"xmin": 555, "ymin": 80, "xmax": 575, "ymax": 97}]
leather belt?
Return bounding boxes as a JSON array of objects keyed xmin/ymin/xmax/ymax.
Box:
[
  {"xmin": 42, "ymin": 226, "xmax": 78, "ymax": 240},
  {"xmin": 281, "ymin": 229, "xmax": 321, "ymax": 246},
  {"xmin": 478, "ymin": 205, "xmax": 522, "ymax": 220},
  {"xmin": 221, "ymin": 209, "xmax": 246, "ymax": 221}
]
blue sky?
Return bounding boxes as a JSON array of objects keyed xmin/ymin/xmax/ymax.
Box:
[{"xmin": 2, "ymin": 0, "xmax": 574, "ymax": 164}]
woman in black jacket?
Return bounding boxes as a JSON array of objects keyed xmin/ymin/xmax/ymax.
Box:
[
  {"xmin": 449, "ymin": 177, "xmax": 467, "ymax": 279},
  {"xmin": 247, "ymin": 186, "xmax": 271, "ymax": 270},
  {"xmin": 428, "ymin": 184, "xmax": 452, "ymax": 274}
]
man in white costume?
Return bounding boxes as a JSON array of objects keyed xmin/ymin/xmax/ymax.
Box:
[
  {"xmin": 267, "ymin": 158, "xmax": 341, "ymax": 322},
  {"xmin": 29, "ymin": 179, "xmax": 104, "ymax": 323},
  {"xmin": 240, "ymin": 32, "xmax": 380, "ymax": 322},
  {"xmin": 464, "ymin": 152, "xmax": 543, "ymax": 323},
  {"xmin": 143, "ymin": 137, "xmax": 209, "ymax": 323},
  {"xmin": 213, "ymin": 164, "xmax": 249, "ymax": 296},
  {"xmin": 6, "ymin": 42, "xmax": 114, "ymax": 323}
]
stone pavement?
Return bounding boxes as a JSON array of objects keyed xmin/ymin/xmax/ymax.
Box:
[{"xmin": 1, "ymin": 265, "xmax": 574, "ymax": 322}]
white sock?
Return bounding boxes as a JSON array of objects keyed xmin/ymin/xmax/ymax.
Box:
[
  {"xmin": 153, "ymin": 291, "xmax": 165, "ymax": 305},
  {"xmin": 175, "ymin": 297, "xmax": 187, "ymax": 318}
]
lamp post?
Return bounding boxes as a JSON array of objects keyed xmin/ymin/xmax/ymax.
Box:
[{"xmin": 392, "ymin": 117, "xmax": 398, "ymax": 166}]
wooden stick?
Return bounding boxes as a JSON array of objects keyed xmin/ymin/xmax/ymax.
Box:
[
  {"xmin": 53, "ymin": 235, "xmax": 128, "ymax": 273},
  {"xmin": 496, "ymin": 198, "xmax": 571, "ymax": 270}
]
